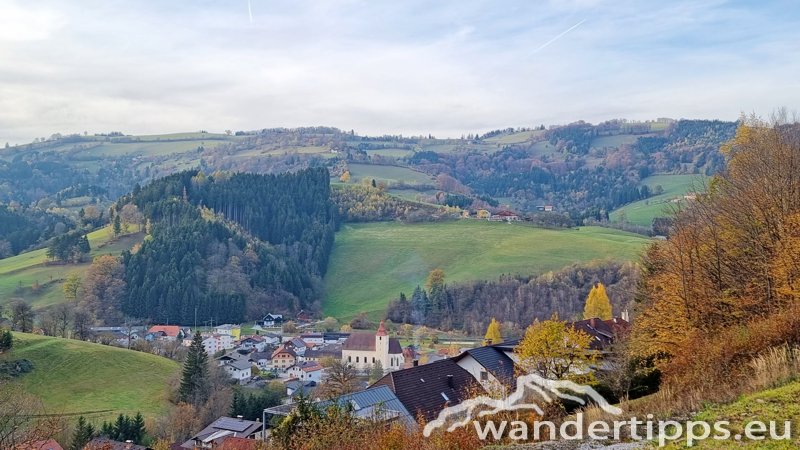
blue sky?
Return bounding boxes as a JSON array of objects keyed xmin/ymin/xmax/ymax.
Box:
[{"xmin": 1, "ymin": 0, "xmax": 798, "ymax": 144}]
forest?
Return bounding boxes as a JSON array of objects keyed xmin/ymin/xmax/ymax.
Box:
[
  {"xmin": 385, "ymin": 259, "xmax": 639, "ymax": 335},
  {"xmin": 119, "ymin": 168, "xmax": 336, "ymax": 324}
]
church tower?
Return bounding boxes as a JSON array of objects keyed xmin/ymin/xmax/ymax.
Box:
[{"xmin": 375, "ymin": 320, "xmax": 389, "ymax": 370}]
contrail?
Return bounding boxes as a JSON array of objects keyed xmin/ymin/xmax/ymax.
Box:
[
  {"xmin": 248, "ymin": 0, "xmax": 253, "ymax": 22},
  {"xmin": 524, "ymin": 19, "xmax": 585, "ymax": 58}
]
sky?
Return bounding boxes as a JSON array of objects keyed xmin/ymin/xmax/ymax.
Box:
[{"xmin": 1, "ymin": 0, "xmax": 799, "ymax": 144}]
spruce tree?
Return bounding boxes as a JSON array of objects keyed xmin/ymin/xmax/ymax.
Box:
[
  {"xmin": 113, "ymin": 215, "xmax": 121, "ymax": 237},
  {"xmin": 179, "ymin": 331, "xmax": 209, "ymax": 405},
  {"xmin": 70, "ymin": 416, "xmax": 95, "ymax": 450},
  {"xmin": 0, "ymin": 328, "xmax": 13, "ymax": 352},
  {"xmin": 130, "ymin": 412, "xmax": 146, "ymax": 444}
]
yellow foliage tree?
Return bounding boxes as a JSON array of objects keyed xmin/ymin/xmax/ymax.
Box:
[
  {"xmin": 339, "ymin": 171, "xmax": 351, "ymax": 183},
  {"xmin": 477, "ymin": 209, "xmax": 490, "ymax": 219},
  {"xmin": 484, "ymin": 318, "xmax": 502, "ymax": 345},
  {"xmin": 63, "ymin": 272, "xmax": 82, "ymax": 303},
  {"xmin": 583, "ymin": 282, "xmax": 612, "ymax": 320},
  {"xmin": 515, "ymin": 314, "xmax": 597, "ymax": 382}
]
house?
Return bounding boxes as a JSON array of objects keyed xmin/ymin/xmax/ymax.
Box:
[
  {"xmin": 148, "ymin": 325, "xmax": 182, "ymax": 341},
  {"xmin": 181, "ymin": 416, "xmax": 264, "ymax": 449},
  {"xmin": 544, "ymin": 205, "xmax": 553, "ymax": 212},
  {"xmin": 296, "ymin": 310, "xmax": 311, "ymax": 323},
  {"xmin": 267, "ymin": 385, "xmax": 415, "ymax": 428},
  {"xmin": 302, "ymin": 344, "xmax": 342, "ymax": 362},
  {"xmin": 487, "ymin": 210, "xmax": 520, "ymax": 222},
  {"xmin": 341, "ymin": 321, "xmax": 403, "ymax": 374},
  {"xmin": 323, "ymin": 332, "xmax": 350, "ymax": 344},
  {"xmin": 257, "ymin": 313, "xmax": 283, "ymax": 328},
  {"xmin": 260, "ymin": 332, "xmax": 281, "ymax": 346},
  {"xmin": 216, "ymin": 351, "xmax": 250, "ymax": 366},
  {"xmin": 285, "ymin": 380, "xmax": 317, "ymax": 398},
  {"xmin": 272, "ymin": 345, "xmax": 297, "ymax": 370},
  {"xmin": 567, "ymin": 317, "xmax": 630, "ymax": 351},
  {"xmin": 84, "ymin": 438, "xmax": 152, "ymax": 450},
  {"xmin": 238, "ymin": 335, "xmax": 266, "ymax": 352},
  {"xmin": 299, "ymin": 332, "xmax": 324, "ymax": 345},
  {"xmin": 249, "ymin": 351, "xmax": 272, "ymax": 371},
  {"xmin": 284, "ymin": 337, "xmax": 312, "ymax": 355},
  {"xmin": 453, "ymin": 341, "xmax": 521, "ymax": 394},
  {"xmin": 286, "ymin": 361, "xmax": 324, "ymax": 383},
  {"xmin": 202, "ymin": 337, "xmax": 219, "ymax": 355},
  {"xmin": 214, "ymin": 324, "xmax": 242, "ymax": 341},
  {"xmin": 17, "ymin": 439, "xmax": 64, "ymax": 450},
  {"xmin": 221, "ymin": 359, "xmax": 252, "ymax": 382},
  {"xmin": 370, "ymin": 358, "xmax": 485, "ymax": 423}
]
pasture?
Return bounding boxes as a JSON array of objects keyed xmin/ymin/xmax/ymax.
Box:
[{"xmin": 610, "ymin": 174, "xmax": 708, "ymax": 226}]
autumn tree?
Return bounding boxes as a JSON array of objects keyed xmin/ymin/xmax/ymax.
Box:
[
  {"xmin": 484, "ymin": 318, "xmax": 502, "ymax": 345},
  {"xmin": 283, "ymin": 321, "xmax": 297, "ymax": 334},
  {"xmin": 515, "ymin": 314, "xmax": 597, "ymax": 383},
  {"xmin": 320, "ymin": 359, "xmax": 358, "ymax": 398},
  {"xmin": 339, "ymin": 171, "xmax": 351, "ymax": 183},
  {"xmin": 401, "ymin": 323, "xmax": 413, "ymax": 341},
  {"xmin": 320, "ymin": 317, "xmax": 338, "ymax": 332},
  {"xmin": 9, "ymin": 300, "xmax": 35, "ymax": 332},
  {"xmin": 81, "ymin": 255, "xmax": 126, "ymax": 320},
  {"xmin": 369, "ymin": 360, "xmax": 384, "ymax": 382},
  {"xmin": 583, "ymin": 282, "xmax": 612, "ymax": 320},
  {"xmin": 63, "ymin": 273, "xmax": 82, "ymax": 304}
]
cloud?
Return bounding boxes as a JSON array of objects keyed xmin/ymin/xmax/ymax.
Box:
[{"xmin": 0, "ymin": 0, "xmax": 799, "ymax": 144}]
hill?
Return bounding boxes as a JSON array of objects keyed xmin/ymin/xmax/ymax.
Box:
[
  {"xmin": 609, "ymin": 174, "xmax": 708, "ymax": 226},
  {"xmin": 7, "ymin": 332, "xmax": 178, "ymax": 420},
  {"xmin": 0, "ymin": 226, "xmax": 144, "ymax": 308},
  {"xmin": 323, "ymin": 220, "xmax": 650, "ymax": 321}
]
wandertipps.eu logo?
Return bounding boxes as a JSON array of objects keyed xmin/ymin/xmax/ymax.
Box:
[{"xmin": 423, "ymin": 373, "xmax": 622, "ymax": 438}]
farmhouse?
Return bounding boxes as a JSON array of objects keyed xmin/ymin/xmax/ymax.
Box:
[
  {"xmin": 147, "ymin": 325, "xmax": 182, "ymax": 341},
  {"xmin": 487, "ymin": 210, "xmax": 520, "ymax": 222},
  {"xmin": 341, "ymin": 321, "xmax": 403, "ymax": 373}
]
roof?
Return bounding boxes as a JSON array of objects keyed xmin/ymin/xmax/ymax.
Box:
[
  {"xmin": 267, "ymin": 385, "xmax": 415, "ymax": 427},
  {"xmin": 288, "ymin": 337, "xmax": 314, "ymax": 349},
  {"xmin": 249, "ymin": 351, "xmax": 272, "ymax": 361},
  {"xmin": 494, "ymin": 210, "xmax": 518, "ymax": 216},
  {"xmin": 342, "ymin": 333, "xmax": 402, "ymax": 354},
  {"xmin": 17, "ymin": 439, "xmax": 64, "ymax": 450},
  {"xmin": 303, "ymin": 344, "xmax": 342, "ymax": 359},
  {"xmin": 85, "ymin": 438, "xmax": 152, "ymax": 450},
  {"xmin": 567, "ymin": 317, "xmax": 629, "ymax": 350},
  {"xmin": 455, "ymin": 345, "xmax": 518, "ymax": 387},
  {"xmin": 226, "ymin": 359, "xmax": 253, "ymax": 371},
  {"xmin": 272, "ymin": 345, "xmax": 297, "ymax": 358},
  {"xmin": 183, "ymin": 417, "xmax": 262, "ymax": 448},
  {"xmin": 370, "ymin": 358, "xmax": 484, "ymax": 422},
  {"xmin": 290, "ymin": 361, "xmax": 323, "ymax": 372},
  {"xmin": 215, "ymin": 324, "xmax": 240, "ymax": 331},
  {"xmin": 215, "ymin": 437, "xmax": 260, "ymax": 450},
  {"xmin": 261, "ymin": 313, "xmax": 283, "ymax": 321},
  {"xmin": 148, "ymin": 325, "xmax": 180, "ymax": 337},
  {"xmin": 300, "ymin": 332, "xmax": 323, "ymax": 338}
]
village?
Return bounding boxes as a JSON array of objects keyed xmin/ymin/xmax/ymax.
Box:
[{"xmin": 65, "ymin": 309, "xmax": 631, "ymax": 450}]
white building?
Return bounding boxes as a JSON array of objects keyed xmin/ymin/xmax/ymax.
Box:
[
  {"xmin": 221, "ymin": 360, "xmax": 252, "ymax": 382},
  {"xmin": 299, "ymin": 332, "xmax": 324, "ymax": 346},
  {"xmin": 202, "ymin": 337, "xmax": 219, "ymax": 355},
  {"xmin": 286, "ymin": 361, "xmax": 324, "ymax": 383},
  {"xmin": 341, "ymin": 321, "xmax": 403, "ymax": 374}
]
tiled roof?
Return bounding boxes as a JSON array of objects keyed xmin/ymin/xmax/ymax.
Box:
[
  {"xmin": 148, "ymin": 325, "xmax": 180, "ymax": 336},
  {"xmin": 342, "ymin": 333, "xmax": 402, "ymax": 353},
  {"xmin": 272, "ymin": 345, "xmax": 296, "ymax": 358},
  {"xmin": 291, "ymin": 361, "xmax": 323, "ymax": 372},
  {"xmin": 370, "ymin": 359, "xmax": 484, "ymax": 422},
  {"xmin": 567, "ymin": 317, "xmax": 628, "ymax": 350},
  {"xmin": 303, "ymin": 344, "xmax": 342, "ymax": 359}
]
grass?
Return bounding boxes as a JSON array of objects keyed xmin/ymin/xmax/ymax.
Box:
[
  {"xmin": 610, "ymin": 174, "xmax": 708, "ymax": 226},
  {"xmin": 8, "ymin": 332, "xmax": 178, "ymax": 420},
  {"xmin": 323, "ymin": 221, "xmax": 651, "ymax": 321},
  {"xmin": 365, "ymin": 148, "xmax": 413, "ymax": 157},
  {"xmin": 483, "ymin": 130, "xmax": 544, "ymax": 145},
  {"xmin": 590, "ymin": 134, "xmax": 643, "ymax": 148},
  {"xmin": 0, "ymin": 226, "xmax": 144, "ymax": 308},
  {"xmin": 341, "ymin": 164, "xmax": 435, "ymax": 186}
]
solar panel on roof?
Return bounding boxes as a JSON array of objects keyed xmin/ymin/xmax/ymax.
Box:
[{"xmin": 214, "ymin": 417, "xmax": 253, "ymax": 432}]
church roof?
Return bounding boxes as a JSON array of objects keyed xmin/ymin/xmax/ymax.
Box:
[{"xmin": 343, "ymin": 333, "xmax": 402, "ymax": 354}]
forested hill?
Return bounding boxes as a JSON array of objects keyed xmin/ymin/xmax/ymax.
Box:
[{"xmin": 119, "ymin": 168, "xmax": 336, "ymax": 324}]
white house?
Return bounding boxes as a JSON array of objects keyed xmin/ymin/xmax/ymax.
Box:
[
  {"xmin": 286, "ymin": 361, "xmax": 324, "ymax": 383},
  {"xmin": 249, "ymin": 351, "xmax": 272, "ymax": 371},
  {"xmin": 221, "ymin": 359, "xmax": 252, "ymax": 382},
  {"xmin": 202, "ymin": 337, "xmax": 219, "ymax": 355},
  {"xmin": 341, "ymin": 321, "xmax": 403, "ymax": 374},
  {"xmin": 238, "ymin": 335, "xmax": 266, "ymax": 352},
  {"xmin": 258, "ymin": 314, "xmax": 283, "ymax": 328},
  {"xmin": 299, "ymin": 332, "xmax": 324, "ymax": 346},
  {"xmin": 213, "ymin": 324, "xmax": 241, "ymax": 341}
]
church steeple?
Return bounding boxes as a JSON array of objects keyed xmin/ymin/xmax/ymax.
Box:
[{"xmin": 376, "ymin": 320, "xmax": 387, "ymax": 336}]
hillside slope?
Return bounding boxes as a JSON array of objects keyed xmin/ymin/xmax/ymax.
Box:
[
  {"xmin": 8, "ymin": 333, "xmax": 178, "ymax": 420},
  {"xmin": 323, "ymin": 221, "xmax": 650, "ymax": 320}
]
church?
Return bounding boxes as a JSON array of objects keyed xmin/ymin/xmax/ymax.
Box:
[{"xmin": 341, "ymin": 321, "xmax": 403, "ymax": 373}]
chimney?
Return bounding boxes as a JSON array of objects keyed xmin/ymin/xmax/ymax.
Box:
[
  {"xmin": 589, "ymin": 318, "xmax": 596, "ymax": 328},
  {"xmin": 125, "ymin": 441, "xmax": 132, "ymax": 450},
  {"xmin": 447, "ymin": 374, "xmax": 454, "ymax": 389},
  {"xmin": 413, "ymin": 360, "xmax": 419, "ymax": 367},
  {"xmin": 622, "ymin": 309, "xmax": 630, "ymax": 322},
  {"xmin": 237, "ymin": 415, "xmax": 244, "ymax": 421}
]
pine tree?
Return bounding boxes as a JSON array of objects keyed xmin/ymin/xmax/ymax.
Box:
[
  {"xmin": 70, "ymin": 416, "xmax": 95, "ymax": 450},
  {"xmin": 584, "ymin": 282, "xmax": 612, "ymax": 320},
  {"xmin": 78, "ymin": 235, "xmax": 91, "ymax": 254},
  {"xmin": 230, "ymin": 390, "xmax": 245, "ymax": 417},
  {"xmin": 130, "ymin": 412, "xmax": 146, "ymax": 444},
  {"xmin": 0, "ymin": 329, "xmax": 12, "ymax": 352},
  {"xmin": 113, "ymin": 215, "xmax": 121, "ymax": 237},
  {"xmin": 99, "ymin": 421, "xmax": 114, "ymax": 438},
  {"xmin": 179, "ymin": 331, "xmax": 209, "ymax": 405},
  {"xmin": 484, "ymin": 318, "xmax": 502, "ymax": 345}
]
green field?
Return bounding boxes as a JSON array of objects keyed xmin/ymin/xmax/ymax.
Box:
[
  {"xmin": 610, "ymin": 174, "xmax": 708, "ymax": 226},
  {"xmin": 341, "ymin": 164, "xmax": 434, "ymax": 186},
  {"xmin": 590, "ymin": 134, "xmax": 644, "ymax": 149},
  {"xmin": 365, "ymin": 148, "xmax": 413, "ymax": 157},
  {"xmin": 323, "ymin": 221, "xmax": 651, "ymax": 321},
  {"xmin": 484, "ymin": 130, "xmax": 544, "ymax": 145},
  {"xmin": 8, "ymin": 333, "xmax": 178, "ymax": 420},
  {"xmin": 0, "ymin": 226, "xmax": 144, "ymax": 308}
]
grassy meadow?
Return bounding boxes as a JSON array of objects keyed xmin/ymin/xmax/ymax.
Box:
[
  {"xmin": 341, "ymin": 163, "xmax": 435, "ymax": 186},
  {"xmin": 483, "ymin": 130, "xmax": 544, "ymax": 145},
  {"xmin": 610, "ymin": 174, "xmax": 708, "ymax": 226},
  {"xmin": 323, "ymin": 220, "xmax": 651, "ymax": 321},
  {"xmin": 0, "ymin": 226, "xmax": 144, "ymax": 308},
  {"xmin": 8, "ymin": 333, "xmax": 178, "ymax": 420}
]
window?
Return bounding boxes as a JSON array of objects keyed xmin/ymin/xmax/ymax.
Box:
[
  {"xmin": 356, "ymin": 356, "xmax": 359, "ymax": 363},
  {"xmin": 348, "ymin": 356, "xmax": 351, "ymax": 362},
  {"xmin": 372, "ymin": 357, "xmax": 375, "ymax": 363},
  {"xmin": 480, "ymin": 371, "xmax": 489, "ymax": 381}
]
